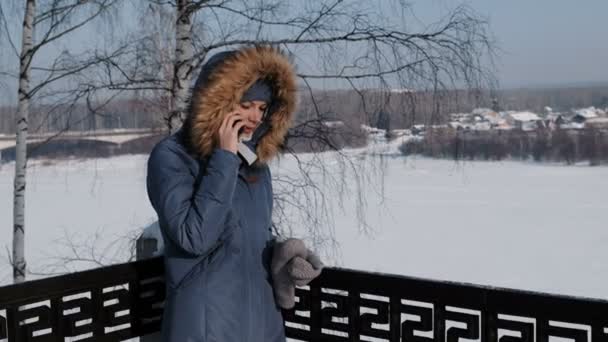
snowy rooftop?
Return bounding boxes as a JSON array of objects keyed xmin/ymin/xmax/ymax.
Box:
[
  {"xmin": 574, "ymin": 107, "xmax": 599, "ymax": 119},
  {"xmin": 508, "ymin": 111, "xmax": 541, "ymax": 122},
  {"xmin": 472, "ymin": 108, "xmax": 495, "ymax": 116},
  {"xmin": 360, "ymin": 124, "xmax": 385, "ymax": 134}
]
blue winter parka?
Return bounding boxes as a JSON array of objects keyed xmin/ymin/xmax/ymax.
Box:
[{"xmin": 146, "ymin": 45, "xmax": 297, "ymax": 342}]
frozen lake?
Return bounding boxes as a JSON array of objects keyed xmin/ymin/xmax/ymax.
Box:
[{"xmin": 1, "ymin": 144, "xmax": 607, "ymax": 299}]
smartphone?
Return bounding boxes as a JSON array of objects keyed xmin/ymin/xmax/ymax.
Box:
[
  {"xmin": 238, "ymin": 142, "xmax": 257, "ymax": 165},
  {"xmin": 234, "ymin": 119, "xmax": 258, "ymax": 165}
]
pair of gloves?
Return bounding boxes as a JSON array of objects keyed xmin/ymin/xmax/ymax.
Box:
[{"xmin": 271, "ymin": 238, "xmax": 324, "ymax": 309}]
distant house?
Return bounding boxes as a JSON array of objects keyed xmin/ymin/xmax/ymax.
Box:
[
  {"xmin": 411, "ymin": 124, "xmax": 426, "ymax": 135},
  {"xmin": 560, "ymin": 122, "xmax": 586, "ymax": 130},
  {"xmin": 471, "ymin": 108, "xmax": 500, "ymax": 124},
  {"xmin": 555, "ymin": 115, "xmax": 567, "ymax": 125},
  {"xmin": 585, "ymin": 117, "xmax": 608, "ymax": 129},
  {"xmin": 448, "ymin": 121, "xmax": 460, "ymax": 129},
  {"xmin": 472, "ymin": 121, "xmax": 492, "ymax": 131},
  {"xmin": 505, "ymin": 111, "xmax": 541, "ymax": 131},
  {"xmin": 449, "ymin": 112, "xmax": 471, "ymax": 123},
  {"xmin": 495, "ymin": 121, "xmax": 514, "ymax": 130},
  {"xmin": 572, "ymin": 107, "xmax": 599, "ymax": 124},
  {"xmin": 545, "ymin": 113, "xmax": 567, "ymax": 130},
  {"xmin": 449, "ymin": 121, "xmax": 467, "ymax": 130},
  {"xmin": 471, "ymin": 108, "xmax": 494, "ymax": 116},
  {"xmin": 482, "ymin": 111, "xmax": 501, "ymax": 123}
]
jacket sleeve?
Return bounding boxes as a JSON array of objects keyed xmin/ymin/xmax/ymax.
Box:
[{"xmin": 147, "ymin": 144, "xmax": 241, "ymax": 256}]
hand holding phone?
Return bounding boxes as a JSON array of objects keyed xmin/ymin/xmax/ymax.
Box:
[{"xmin": 218, "ymin": 112, "xmax": 245, "ymax": 154}]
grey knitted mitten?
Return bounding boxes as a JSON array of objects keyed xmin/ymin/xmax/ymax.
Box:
[{"xmin": 271, "ymin": 238, "xmax": 324, "ymax": 309}]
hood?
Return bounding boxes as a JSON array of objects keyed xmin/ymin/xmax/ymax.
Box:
[{"xmin": 184, "ymin": 45, "xmax": 297, "ymax": 164}]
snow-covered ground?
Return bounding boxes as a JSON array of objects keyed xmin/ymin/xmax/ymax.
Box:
[{"xmin": 1, "ymin": 137, "xmax": 608, "ymax": 301}]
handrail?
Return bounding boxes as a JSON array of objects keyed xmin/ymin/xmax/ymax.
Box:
[{"xmin": 0, "ymin": 256, "xmax": 606, "ymax": 341}]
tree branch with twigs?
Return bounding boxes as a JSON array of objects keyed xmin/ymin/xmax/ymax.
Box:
[{"xmin": 131, "ymin": 0, "xmax": 496, "ymax": 257}]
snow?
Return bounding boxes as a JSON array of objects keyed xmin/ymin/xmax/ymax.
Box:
[
  {"xmin": 472, "ymin": 122, "xmax": 492, "ymax": 130},
  {"xmin": 1, "ymin": 143, "xmax": 608, "ymax": 300},
  {"xmin": 546, "ymin": 113, "xmax": 563, "ymax": 121},
  {"xmin": 560, "ymin": 122, "xmax": 585, "ymax": 129},
  {"xmin": 449, "ymin": 121, "xmax": 463, "ymax": 129},
  {"xmin": 321, "ymin": 120, "xmax": 345, "ymax": 128},
  {"xmin": 521, "ymin": 120, "xmax": 539, "ymax": 131},
  {"xmin": 472, "ymin": 108, "xmax": 494, "ymax": 116},
  {"xmin": 450, "ymin": 113, "xmax": 470, "ymax": 122},
  {"xmin": 574, "ymin": 107, "xmax": 599, "ymax": 119},
  {"xmin": 0, "ymin": 155, "xmax": 155, "ymax": 283},
  {"xmin": 507, "ymin": 111, "xmax": 541, "ymax": 122},
  {"xmin": 360, "ymin": 124, "xmax": 385, "ymax": 134},
  {"xmin": 587, "ymin": 117, "xmax": 608, "ymax": 124},
  {"xmin": 390, "ymin": 129, "xmax": 412, "ymax": 137},
  {"xmin": 412, "ymin": 124, "xmax": 426, "ymax": 131},
  {"xmin": 390, "ymin": 88, "xmax": 413, "ymax": 94}
]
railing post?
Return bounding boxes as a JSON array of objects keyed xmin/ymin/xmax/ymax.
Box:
[{"xmin": 137, "ymin": 221, "xmax": 163, "ymax": 342}]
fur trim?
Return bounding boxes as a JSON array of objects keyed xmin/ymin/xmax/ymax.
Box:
[{"xmin": 187, "ymin": 45, "xmax": 297, "ymax": 164}]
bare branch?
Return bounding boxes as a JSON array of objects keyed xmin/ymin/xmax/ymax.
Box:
[
  {"xmin": 0, "ymin": 3, "xmax": 20, "ymax": 58},
  {"xmin": 204, "ymin": 3, "xmax": 309, "ymax": 28},
  {"xmin": 33, "ymin": 0, "xmax": 119, "ymax": 54},
  {"xmin": 29, "ymin": 227, "xmax": 141, "ymax": 276},
  {"xmin": 297, "ymin": 59, "xmax": 426, "ymax": 80},
  {"xmin": 295, "ymin": 0, "xmax": 343, "ymax": 41}
]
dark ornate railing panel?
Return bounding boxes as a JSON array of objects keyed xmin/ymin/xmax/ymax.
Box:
[
  {"xmin": 286, "ymin": 268, "xmax": 608, "ymax": 342},
  {"xmin": 1, "ymin": 256, "xmax": 607, "ymax": 341},
  {"xmin": 0, "ymin": 257, "xmax": 165, "ymax": 341}
]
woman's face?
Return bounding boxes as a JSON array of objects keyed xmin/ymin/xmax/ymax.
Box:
[{"xmin": 238, "ymin": 100, "xmax": 268, "ymax": 141}]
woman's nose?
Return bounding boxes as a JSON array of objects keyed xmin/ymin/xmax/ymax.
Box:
[{"xmin": 250, "ymin": 109, "xmax": 263, "ymax": 123}]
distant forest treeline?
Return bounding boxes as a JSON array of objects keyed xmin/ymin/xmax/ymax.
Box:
[
  {"xmin": 400, "ymin": 127, "xmax": 608, "ymax": 166},
  {"xmin": 1, "ymin": 85, "xmax": 608, "ymax": 135}
]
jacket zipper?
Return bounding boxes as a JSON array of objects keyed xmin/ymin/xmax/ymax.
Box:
[
  {"xmin": 238, "ymin": 174, "xmax": 255, "ymax": 342},
  {"xmin": 247, "ymin": 181, "xmax": 255, "ymax": 342}
]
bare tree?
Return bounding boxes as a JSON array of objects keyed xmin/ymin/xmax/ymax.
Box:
[
  {"xmin": 11, "ymin": 0, "xmax": 35, "ymax": 283},
  {"xmin": 1, "ymin": 0, "xmax": 122, "ymax": 283},
  {"xmin": 0, "ymin": 0, "xmax": 495, "ymax": 272},
  {"xmin": 131, "ymin": 0, "xmax": 495, "ymax": 251},
  {"xmin": 28, "ymin": 227, "xmax": 140, "ymax": 277},
  {"xmin": 168, "ymin": 0, "xmax": 194, "ymax": 131}
]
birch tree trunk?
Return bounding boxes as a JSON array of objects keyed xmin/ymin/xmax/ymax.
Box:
[
  {"xmin": 13, "ymin": 0, "xmax": 35, "ymax": 284},
  {"xmin": 169, "ymin": 0, "xmax": 193, "ymax": 133}
]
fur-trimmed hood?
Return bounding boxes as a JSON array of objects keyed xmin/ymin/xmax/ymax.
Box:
[{"xmin": 183, "ymin": 45, "xmax": 297, "ymax": 164}]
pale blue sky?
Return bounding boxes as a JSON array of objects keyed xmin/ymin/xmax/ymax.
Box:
[
  {"xmin": 2, "ymin": 0, "xmax": 608, "ymax": 106},
  {"xmin": 411, "ymin": 0, "xmax": 608, "ymax": 88}
]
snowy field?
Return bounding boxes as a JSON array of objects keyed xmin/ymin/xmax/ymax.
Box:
[{"xmin": 1, "ymin": 136, "xmax": 608, "ymax": 301}]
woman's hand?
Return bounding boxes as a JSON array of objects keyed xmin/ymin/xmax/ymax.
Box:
[{"xmin": 218, "ymin": 111, "xmax": 246, "ymax": 154}]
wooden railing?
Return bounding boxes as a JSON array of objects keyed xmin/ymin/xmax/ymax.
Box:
[{"xmin": 1, "ymin": 256, "xmax": 607, "ymax": 341}]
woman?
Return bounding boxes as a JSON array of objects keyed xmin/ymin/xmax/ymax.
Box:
[{"xmin": 146, "ymin": 45, "xmax": 296, "ymax": 341}]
